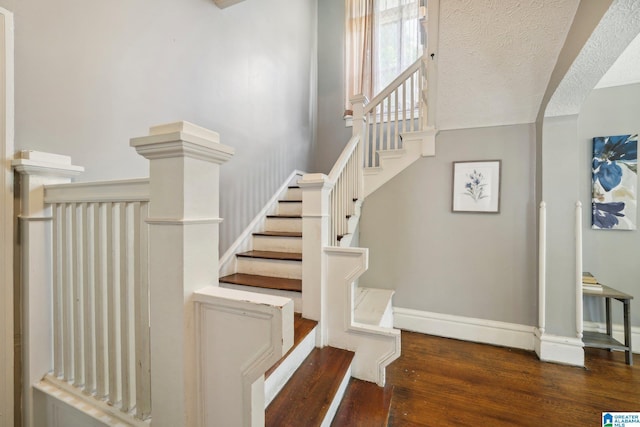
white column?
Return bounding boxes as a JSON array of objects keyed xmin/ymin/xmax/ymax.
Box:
[
  {"xmin": 12, "ymin": 151, "xmax": 83, "ymax": 427},
  {"xmin": 575, "ymin": 201, "xmax": 583, "ymax": 339},
  {"xmin": 130, "ymin": 121, "xmax": 234, "ymax": 427},
  {"xmin": 299, "ymin": 173, "xmax": 332, "ymax": 346}
]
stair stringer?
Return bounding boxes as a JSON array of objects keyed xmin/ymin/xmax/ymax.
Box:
[
  {"xmin": 323, "ymin": 247, "xmax": 401, "ymax": 387},
  {"xmin": 363, "ymin": 127, "xmax": 437, "ymax": 198},
  {"xmin": 219, "ymin": 170, "xmax": 304, "ymax": 277}
]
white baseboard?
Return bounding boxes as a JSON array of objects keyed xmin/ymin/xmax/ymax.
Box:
[
  {"xmin": 583, "ymin": 321, "xmax": 639, "ymax": 354},
  {"xmin": 534, "ymin": 329, "xmax": 584, "ymax": 367},
  {"xmin": 219, "ymin": 170, "xmax": 305, "ymax": 277},
  {"xmin": 394, "ymin": 307, "xmax": 535, "ymax": 351}
]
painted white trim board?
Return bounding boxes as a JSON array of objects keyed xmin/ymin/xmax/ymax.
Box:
[
  {"xmin": 394, "ymin": 307, "xmax": 536, "ymax": 351},
  {"xmin": 0, "ymin": 9, "xmax": 14, "ymax": 427}
]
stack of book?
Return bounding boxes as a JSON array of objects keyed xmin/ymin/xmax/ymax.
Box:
[{"xmin": 582, "ymin": 272, "xmax": 603, "ymax": 292}]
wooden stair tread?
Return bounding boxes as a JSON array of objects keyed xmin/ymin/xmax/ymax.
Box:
[
  {"xmin": 267, "ymin": 214, "xmax": 302, "ymax": 219},
  {"xmin": 219, "ymin": 273, "xmax": 301, "ymax": 292},
  {"xmin": 278, "ymin": 199, "xmax": 302, "ymax": 203},
  {"xmin": 237, "ymin": 250, "xmax": 302, "ymax": 261},
  {"xmin": 266, "ymin": 313, "xmax": 317, "ymax": 378},
  {"xmin": 253, "ymin": 231, "xmax": 302, "ymax": 238},
  {"xmin": 331, "ymin": 379, "xmax": 394, "ymax": 427},
  {"xmin": 266, "ymin": 347, "xmax": 355, "ymax": 427}
]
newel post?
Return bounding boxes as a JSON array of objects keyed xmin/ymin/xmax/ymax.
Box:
[
  {"xmin": 131, "ymin": 121, "xmax": 234, "ymax": 427},
  {"xmin": 299, "ymin": 173, "xmax": 332, "ymax": 346},
  {"xmin": 350, "ymin": 94, "xmax": 368, "ymax": 139},
  {"xmin": 12, "ymin": 151, "xmax": 83, "ymax": 427}
]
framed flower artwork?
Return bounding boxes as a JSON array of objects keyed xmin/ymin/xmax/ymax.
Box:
[
  {"xmin": 452, "ymin": 160, "xmax": 501, "ymax": 213},
  {"xmin": 592, "ymin": 134, "xmax": 637, "ymax": 230}
]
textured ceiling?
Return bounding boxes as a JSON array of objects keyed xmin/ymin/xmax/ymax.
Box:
[
  {"xmin": 436, "ymin": 0, "xmax": 580, "ymax": 130},
  {"xmin": 546, "ymin": 0, "xmax": 640, "ymax": 117},
  {"xmin": 595, "ymin": 29, "xmax": 640, "ymax": 89}
]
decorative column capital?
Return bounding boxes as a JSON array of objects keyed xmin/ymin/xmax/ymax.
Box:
[
  {"xmin": 130, "ymin": 121, "xmax": 234, "ymax": 165},
  {"xmin": 12, "ymin": 150, "xmax": 84, "ymax": 178},
  {"xmin": 349, "ymin": 94, "xmax": 369, "ymax": 108},
  {"xmin": 298, "ymin": 173, "xmax": 332, "ymax": 191}
]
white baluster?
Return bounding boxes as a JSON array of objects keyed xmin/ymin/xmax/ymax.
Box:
[
  {"xmin": 82, "ymin": 203, "xmax": 95, "ymax": 395},
  {"xmin": 94, "ymin": 203, "xmax": 108, "ymax": 399},
  {"xmin": 135, "ymin": 202, "xmax": 151, "ymax": 420},
  {"xmin": 120, "ymin": 202, "xmax": 133, "ymax": 412},
  {"xmin": 53, "ymin": 204, "xmax": 63, "ymax": 378},
  {"xmin": 62, "ymin": 203, "xmax": 73, "ymax": 382},
  {"xmin": 107, "ymin": 202, "xmax": 119, "ymax": 405},
  {"xmin": 386, "ymin": 96, "xmax": 391, "ymax": 150},
  {"xmin": 394, "ymin": 89, "xmax": 399, "ymax": 150},
  {"xmin": 371, "ymin": 108, "xmax": 378, "ymax": 167},
  {"xmin": 72, "ymin": 203, "xmax": 84, "ymax": 388}
]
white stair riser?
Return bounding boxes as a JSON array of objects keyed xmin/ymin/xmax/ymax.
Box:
[
  {"xmin": 219, "ymin": 283, "xmax": 302, "ymax": 312},
  {"xmin": 277, "ymin": 202, "xmax": 302, "ymax": 216},
  {"xmin": 283, "ymin": 187, "xmax": 302, "ymax": 200},
  {"xmin": 265, "ymin": 217, "xmax": 302, "ymax": 233},
  {"xmin": 253, "ymin": 235, "xmax": 302, "ymax": 253},
  {"xmin": 264, "ymin": 326, "xmax": 317, "ymax": 407},
  {"xmin": 236, "ymin": 257, "xmax": 302, "ymax": 280},
  {"xmin": 321, "ymin": 365, "xmax": 352, "ymax": 427}
]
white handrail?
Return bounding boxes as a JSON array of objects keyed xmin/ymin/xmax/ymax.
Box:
[
  {"xmin": 365, "ymin": 57, "xmax": 423, "ymax": 113},
  {"xmin": 328, "ymin": 135, "xmax": 360, "ymax": 184}
]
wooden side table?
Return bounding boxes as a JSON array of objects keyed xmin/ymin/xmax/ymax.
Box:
[{"xmin": 583, "ymin": 284, "xmax": 633, "ymax": 365}]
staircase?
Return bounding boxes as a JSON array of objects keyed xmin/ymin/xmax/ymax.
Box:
[
  {"xmin": 14, "ymin": 31, "xmax": 436, "ymax": 426},
  {"xmin": 220, "ymin": 185, "xmax": 304, "ymax": 311},
  {"xmin": 219, "ymin": 180, "xmax": 397, "ymax": 425},
  {"xmin": 214, "ymin": 47, "xmax": 438, "ymax": 427}
]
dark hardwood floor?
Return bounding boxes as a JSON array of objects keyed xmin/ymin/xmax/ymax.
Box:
[{"xmin": 385, "ymin": 331, "xmax": 640, "ymax": 426}]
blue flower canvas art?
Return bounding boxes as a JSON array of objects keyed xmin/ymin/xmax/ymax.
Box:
[{"xmin": 592, "ymin": 134, "xmax": 638, "ymax": 230}]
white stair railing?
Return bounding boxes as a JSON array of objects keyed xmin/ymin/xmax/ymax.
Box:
[
  {"xmin": 45, "ymin": 179, "xmax": 152, "ymax": 419},
  {"xmin": 327, "ymin": 134, "xmax": 362, "ymax": 246},
  {"xmin": 356, "ymin": 57, "xmax": 427, "ymax": 168},
  {"xmin": 14, "ymin": 122, "xmax": 299, "ymax": 427}
]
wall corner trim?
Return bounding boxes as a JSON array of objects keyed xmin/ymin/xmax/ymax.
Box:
[{"xmin": 394, "ymin": 307, "xmax": 535, "ymax": 351}]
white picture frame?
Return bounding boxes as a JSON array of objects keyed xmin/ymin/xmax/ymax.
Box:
[{"xmin": 452, "ymin": 160, "xmax": 501, "ymax": 213}]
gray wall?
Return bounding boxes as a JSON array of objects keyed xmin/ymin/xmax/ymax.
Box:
[
  {"xmin": 359, "ymin": 123, "xmax": 537, "ymax": 326},
  {"xmin": 579, "ymin": 83, "xmax": 640, "ymax": 327},
  {"xmin": 4, "ymin": 0, "xmax": 317, "ymax": 252},
  {"xmin": 316, "ymin": 0, "xmax": 352, "ymax": 174}
]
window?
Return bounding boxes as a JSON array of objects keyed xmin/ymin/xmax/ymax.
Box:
[{"xmin": 345, "ymin": 0, "xmax": 423, "ymax": 113}]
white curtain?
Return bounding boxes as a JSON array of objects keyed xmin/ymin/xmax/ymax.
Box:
[
  {"xmin": 345, "ymin": 0, "xmax": 374, "ymax": 114},
  {"xmin": 345, "ymin": 0, "xmax": 422, "ymax": 113}
]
